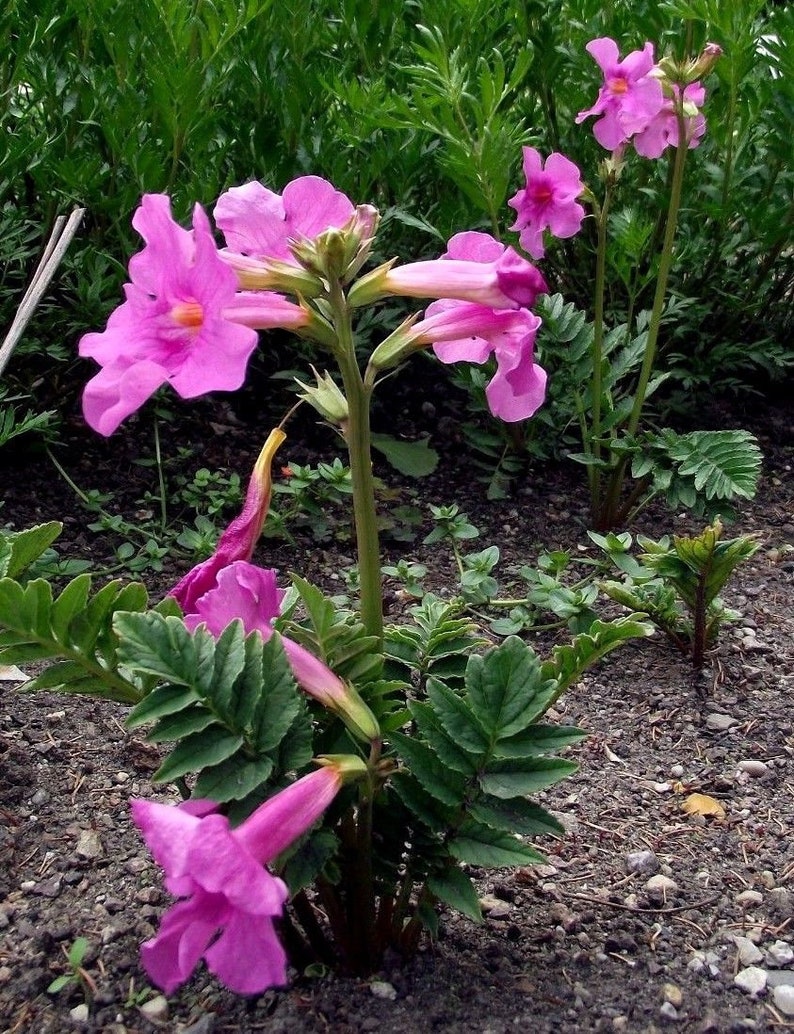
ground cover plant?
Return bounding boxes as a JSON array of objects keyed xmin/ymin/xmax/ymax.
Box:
[{"xmin": 1, "ymin": 2, "xmax": 792, "ymax": 1029}]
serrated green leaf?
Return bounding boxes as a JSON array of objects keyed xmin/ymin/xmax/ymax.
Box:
[
  {"xmin": 479, "ymin": 757, "xmax": 578, "ymax": 798},
  {"xmin": 154, "ymin": 726, "xmax": 243, "ymax": 783},
  {"xmin": 3, "ymin": 522, "xmax": 62, "ymax": 578},
  {"xmin": 208, "ymin": 620, "xmax": 247, "ymax": 715},
  {"xmin": 426, "ymin": 678, "xmax": 489, "ymax": 754},
  {"xmin": 115, "ymin": 612, "xmax": 208, "ymax": 688},
  {"xmin": 409, "ymin": 700, "xmax": 478, "ymax": 774},
  {"xmin": 193, "ymin": 755, "xmax": 274, "ymax": 802},
  {"xmin": 494, "ymin": 724, "xmax": 587, "ymax": 758},
  {"xmin": 50, "ymin": 575, "xmax": 92, "ymax": 642},
  {"xmin": 469, "ymin": 797, "xmax": 565, "ymax": 837},
  {"xmin": 22, "ymin": 660, "xmax": 89, "ymax": 690},
  {"xmin": 449, "ymin": 820, "xmax": 546, "ymax": 867},
  {"xmin": 252, "ymin": 635, "xmax": 300, "ymax": 752},
  {"xmin": 428, "ymin": 865, "xmax": 482, "ymax": 922},
  {"xmin": 390, "ymin": 771, "xmax": 450, "ymax": 833},
  {"xmin": 466, "ymin": 637, "xmax": 554, "ymax": 738},
  {"xmin": 126, "ymin": 683, "xmax": 199, "ymax": 728},
  {"xmin": 146, "ymin": 706, "xmax": 217, "ymax": 742},
  {"xmin": 389, "ymin": 731, "xmax": 465, "ymax": 807}
]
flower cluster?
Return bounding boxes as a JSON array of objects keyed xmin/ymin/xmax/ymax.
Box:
[{"xmin": 575, "ymin": 37, "xmax": 714, "ymax": 156}]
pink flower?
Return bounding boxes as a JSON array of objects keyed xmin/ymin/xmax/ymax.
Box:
[
  {"xmin": 79, "ymin": 196, "xmax": 306, "ymax": 436},
  {"xmin": 180, "ymin": 559, "xmax": 380, "ymax": 740},
  {"xmin": 633, "ymin": 83, "xmax": 707, "ymax": 159},
  {"xmin": 508, "ymin": 148, "xmax": 586, "ymax": 259},
  {"xmin": 422, "ymin": 300, "xmax": 546, "ymax": 422},
  {"xmin": 371, "ymin": 231, "xmax": 547, "ymax": 310},
  {"xmin": 131, "ymin": 763, "xmax": 349, "ymax": 994},
  {"xmin": 214, "ymin": 176, "xmax": 355, "ymax": 262},
  {"xmin": 575, "ymin": 38, "xmax": 665, "ymax": 150},
  {"xmin": 171, "ymin": 429, "xmax": 285, "ymax": 613}
]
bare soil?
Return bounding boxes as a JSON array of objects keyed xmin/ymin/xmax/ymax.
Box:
[{"xmin": 1, "ymin": 387, "xmax": 793, "ymax": 1034}]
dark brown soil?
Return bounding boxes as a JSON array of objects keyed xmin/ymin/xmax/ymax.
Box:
[{"xmin": 1, "ymin": 388, "xmax": 793, "ymax": 1034}]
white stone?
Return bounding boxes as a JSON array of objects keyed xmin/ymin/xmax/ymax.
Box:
[
  {"xmin": 734, "ymin": 966, "xmax": 768, "ymax": 997},
  {"xmin": 705, "ymin": 713, "xmax": 736, "ymax": 732},
  {"xmin": 370, "ymin": 980, "xmax": 397, "ymax": 1000},
  {"xmin": 734, "ymin": 936, "xmax": 764, "ymax": 966},
  {"xmin": 737, "ymin": 760, "xmax": 769, "ymax": 777},
  {"xmin": 139, "ymin": 995, "xmax": 169, "ymax": 1022},
  {"xmin": 75, "ymin": 829, "xmax": 104, "ymax": 860},
  {"xmin": 766, "ymin": 940, "xmax": 794, "ymax": 967},
  {"xmin": 772, "ymin": 985, "xmax": 794, "ymax": 1017},
  {"xmin": 69, "ymin": 1003, "xmax": 89, "ymax": 1023},
  {"xmin": 626, "ymin": 850, "xmax": 659, "ymax": 875},
  {"xmin": 736, "ymin": 889, "xmax": 764, "ymax": 907},
  {"xmin": 645, "ymin": 874, "xmax": 678, "ymax": 899}
]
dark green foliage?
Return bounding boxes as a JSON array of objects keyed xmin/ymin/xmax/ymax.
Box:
[{"xmin": 122, "ymin": 615, "xmax": 312, "ymax": 803}]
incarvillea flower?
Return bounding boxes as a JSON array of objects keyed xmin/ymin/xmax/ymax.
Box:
[
  {"xmin": 79, "ymin": 196, "xmax": 309, "ymax": 435},
  {"xmin": 633, "ymin": 82, "xmax": 707, "ymax": 159},
  {"xmin": 369, "ymin": 232, "xmax": 548, "ymax": 422},
  {"xmin": 508, "ymin": 148, "xmax": 586, "ymax": 259},
  {"xmin": 132, "ymin": 758, "xmax": 366, "ymax": 995},
  {"xmin": 576, "ymin": 37, "xmax": 665, "ymax": 150}
]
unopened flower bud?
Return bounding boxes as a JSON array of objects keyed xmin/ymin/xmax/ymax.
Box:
[
  {"xmin": 688, "ymin": 42, "xmax": 723, "ymax": 82},
  {"xmin": 295, "ymin": 366, "xmax": 349, "ymax": 424}
]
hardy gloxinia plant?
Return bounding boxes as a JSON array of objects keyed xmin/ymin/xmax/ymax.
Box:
[
  {"xmin": 28, "ymin": 164, "xmax": 608, "ymax": 1000},
  {"xmin": 133, "ymin": 757, "xmax": 366, "ymax": 994}
]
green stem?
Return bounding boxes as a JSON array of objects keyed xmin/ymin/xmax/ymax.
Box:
[
  {"xmin": 598, "ymin": 122, "xmax": 690, "ymax": 529},
  {"xmin": 589, "ymin": 186, "xmax": 612, "ymax": 513},
  {"xmin": 329, "ymin": 283, "xmax": 384, "ymax": 644},
  {"xmin": 152, "ymin": 416, "xmax": 168, "ymax": 536}
]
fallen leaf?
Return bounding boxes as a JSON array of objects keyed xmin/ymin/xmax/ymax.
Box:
[
  {"xmin": 681, "ymin": 792, "xmax": 725, "ymax": 818},
  {"xmin": 0, "ymin": 664, "xmax": 29, "ymax": 682}
]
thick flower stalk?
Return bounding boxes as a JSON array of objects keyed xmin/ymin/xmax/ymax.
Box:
[
  {"xmin": 132, "ymin": 757, "xmax": 366, "ymax": 995},
  {"xmin": 508, "ymin": 148, "xmax": 586, "ymax": 259},
  {"xmin": 79, "ymin": 196, "xmax": 311, "ymax": 435},
  {"xmin": 575, "ymin": 38, "xmax": 664, "ymax": 149}
]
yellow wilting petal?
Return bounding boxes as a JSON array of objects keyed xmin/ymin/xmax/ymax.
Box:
[{"xmin": 681, "ymin": 793, "xmax": 725, "ymax": 818}]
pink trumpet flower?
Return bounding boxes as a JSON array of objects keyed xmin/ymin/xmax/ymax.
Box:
[
  {"xmin": 132, "ymin": 759, "xmax": 364, "ymax": 995},
  {"xmin": 79, "ymin": 196, "xmax": 308, "ymax": 436},
  {"xmin": 214, "ymin": 176, "xmax": 355, "ymax": 263},
  {"xmin": 575, "ymin": 38, "xmax": 665, "ymax": 150},
  {"xmin": 508, "ymin": 148, "xmax": 586, "ymax": 259},
  {"xmin": 356, "ymin": 231, "xmax": 547, "ymax": 310}
]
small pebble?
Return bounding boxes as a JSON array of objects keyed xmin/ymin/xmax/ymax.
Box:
[
  {"xmin": 76, "ymin": 830, "xmax": 104, "ymax": 860},
  {"xmin": 734, "ymin": 966, "xmax": 768, "ymax": 997},
  {"xmin": 736, "ymin": 890, "xmax": 764, "ymax": 908},
  {"xmin": 670, "ymin": 764, "xmax": 685, "ymax": 778},
  {"xmin": 626, "ymin": 850, "xmax": 659, "ymax": 875},
  {"xmin": 659, "ymin": 1001, "xmax": 679, "ymax": 1023},
  {"xmin": 139, "ymin": 995, "xmax": 169, "ymax": 1022},
  {"xmin": 736, "ymin": 760, "xmax": 769, "ymax": 778},
  {"xmin": 645, "ymin": 874, "xmax": 678, "ymax": 900},
  {"xmin": 663, "ymin": 983, "xmax": 683, "ymax": 1007},
  {"xmin": 370, "ymin": 980, "xmax": 397, "ymax": 1000},
  {"xmin": 70, "ymin": 1003, "xmax": 89, "ymax": 1023},
  {"xmin": 766, "ymin": 940, "xmax": 794, "ymax": 967},
  {"xmin": 734, "ymin": 936, "xmax": 764, "ymax": 966},
  {"xmin": 705, "ymin": 713, "xmax": 736, "ymax": 732},
  {"xmin": 772, "ymin": 985, "xmax": 794, "ymax": 1017}
]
